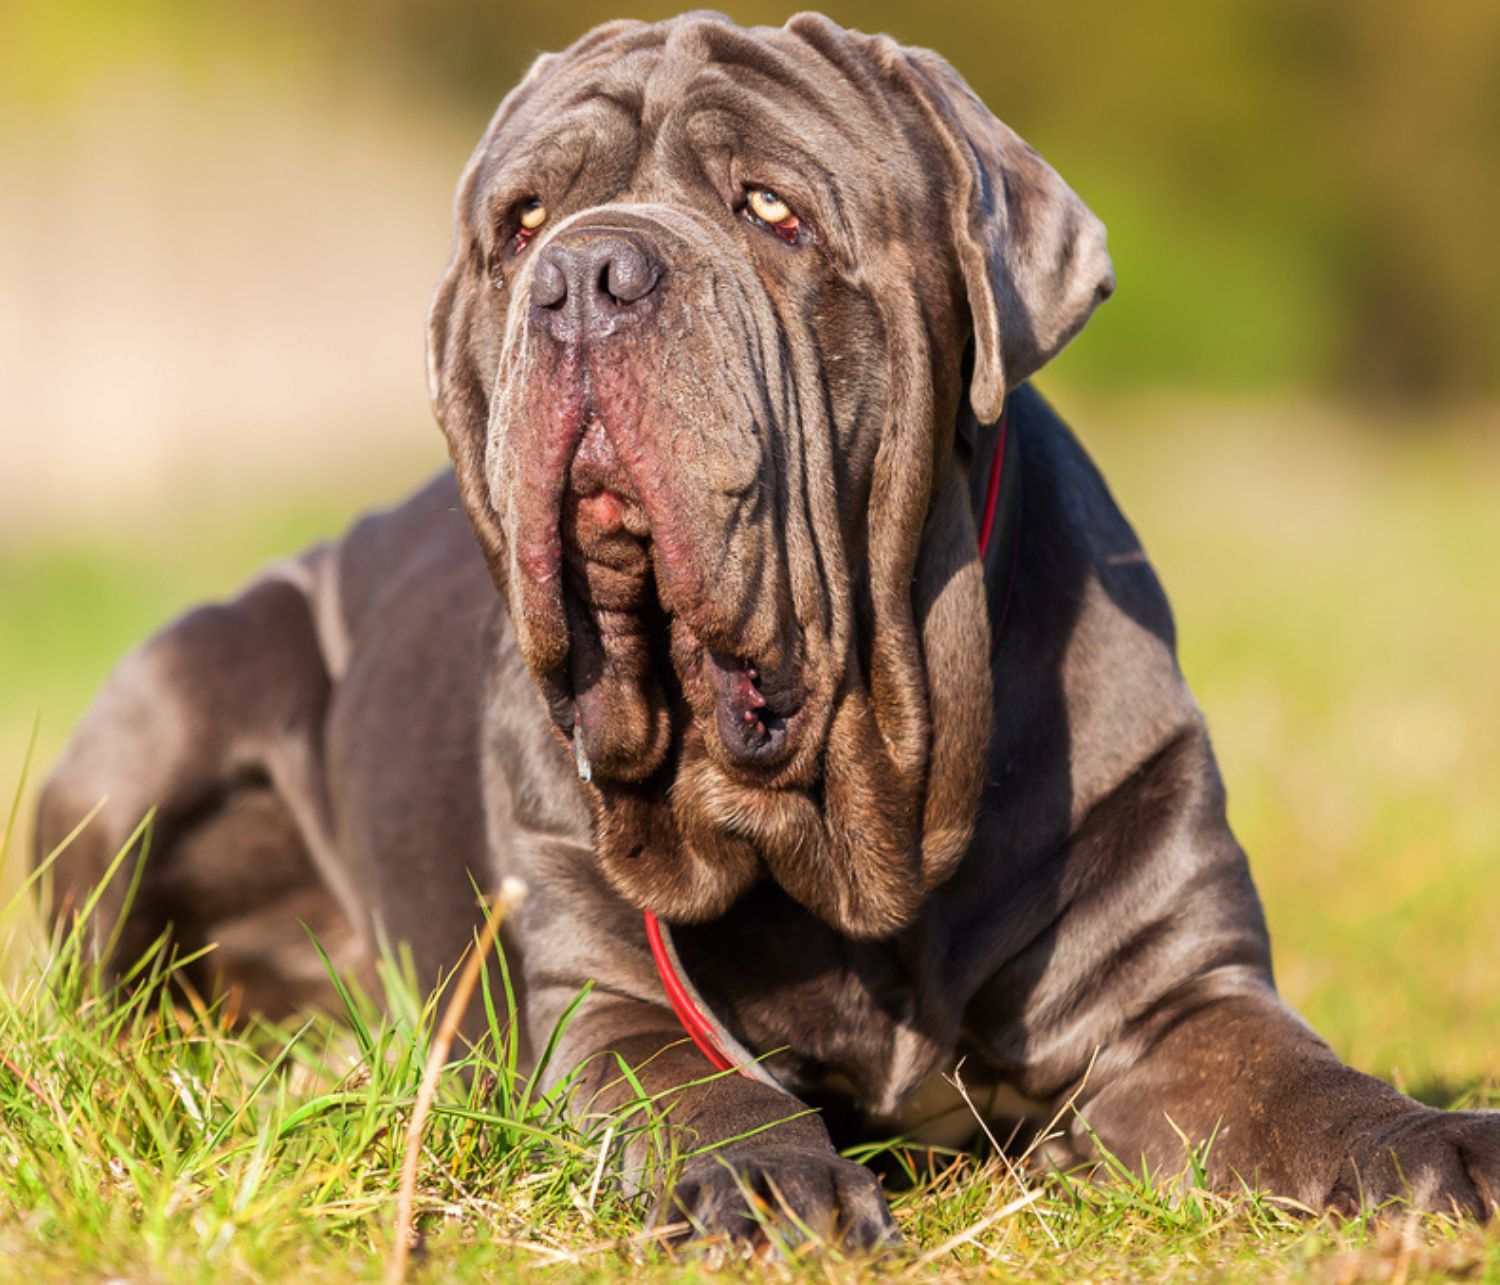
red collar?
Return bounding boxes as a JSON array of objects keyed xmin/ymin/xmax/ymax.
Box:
[{"xmin": 646, "ymin": 399, "xmax": 1019, "ymax": 1077}]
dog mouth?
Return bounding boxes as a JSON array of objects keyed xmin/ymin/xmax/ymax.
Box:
[
  {"xmin": 702, "ymin": 650, "xmax": 793, "ymax": 764},
  {"xmin": 552, "ymin": 417, "xmax": 802, "ymax": 782}
]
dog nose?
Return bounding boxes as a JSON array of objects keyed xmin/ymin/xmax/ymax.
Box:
[{"xmin": 530, "ymin": 232, "xmax": 663, "ymax": 342}]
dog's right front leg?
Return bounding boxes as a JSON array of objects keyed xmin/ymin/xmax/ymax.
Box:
[{"xmin": 538, "ymin": 993, "xmax": 898, "ymax": 1251}]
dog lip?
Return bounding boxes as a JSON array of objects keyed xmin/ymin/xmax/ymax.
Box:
[
  {"xmin": 569, "ymin": 417, "xmax": 639, "ymax": 500},
  {"xmin": 704, "ymin": 648, "xmax": 801, "ymax": 768},
  {"xmin": 559, "ymin": 420, "xmax": 652, "ymax": 573}
]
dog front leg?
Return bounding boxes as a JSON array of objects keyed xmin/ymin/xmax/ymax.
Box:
[
  {"xmin": 1061, "ymin": 983, "xmax": 1500, "ymax": 1217},
  {"xmin": 536, "ymin": 992, "xmax": 898, "ymax": 1249}
]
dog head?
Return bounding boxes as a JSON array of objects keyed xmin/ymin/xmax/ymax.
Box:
[{"xmin": 428, "ymin": 12, "xmax": 1113, "ymax": 937}]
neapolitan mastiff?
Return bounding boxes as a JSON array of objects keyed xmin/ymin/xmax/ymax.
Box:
[{"xmin": 38, "ymin": 11, "xmax": 1500, "ymax": 1246}]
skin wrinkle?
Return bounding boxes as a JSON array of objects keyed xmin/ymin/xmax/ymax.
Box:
[
  {"xmin": 780, "ymin": 304, "xmax": 842, "ymax": 703},
  {"xmin": 689, "ymin": 19, "xmax": 842, "ymax": 122},
  {"xmin": 867, "ymin": 278, "xmax": 940, "ymax": 773}
]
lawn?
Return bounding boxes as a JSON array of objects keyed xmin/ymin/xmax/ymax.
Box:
[{"xmin": 1, "ymin": 396, "xmax": 1497, "ymax": 1281}]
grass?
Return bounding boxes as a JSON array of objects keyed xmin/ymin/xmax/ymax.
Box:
[
  {"xmin": 4, "ymin": 816, "xmax": 1497, "ymax": 1284},
  {"xmin": 1, "ymin": 395, "xmax": 1498, "ymax": 1279}
]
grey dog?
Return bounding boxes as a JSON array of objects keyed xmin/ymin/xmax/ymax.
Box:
[{"xmin": 37, "ymin": 12, "xmax": 1499, "ymax": 1246}]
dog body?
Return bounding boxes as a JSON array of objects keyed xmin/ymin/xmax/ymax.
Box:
[{"xmin": 38, "ymin": 13, "xmax": 1499, "ymax": 1242}]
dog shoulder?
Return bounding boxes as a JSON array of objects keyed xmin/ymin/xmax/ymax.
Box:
[
  {"xmin": 995, "ymin": 388, "xmax": 1221, "ymax": 849},
  {"xmin": 1012, "ymin": 385, "xmax": 1178, "ymax": 657}
]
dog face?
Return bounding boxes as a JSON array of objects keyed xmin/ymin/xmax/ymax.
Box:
[{"xmin": 428, "ymin": 13, "xmax": 1114, "ymax": 937}]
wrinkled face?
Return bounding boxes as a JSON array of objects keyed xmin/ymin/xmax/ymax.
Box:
[
  {"xmin": 488, "ymin": 53, "xmax": 929, "ymax": 790},
  {"xmin": 429, "ymin": 14, "xmax": 1113, "ymax": 936}
]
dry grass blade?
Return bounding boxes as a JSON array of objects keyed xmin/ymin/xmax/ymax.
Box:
[
  {"xmin": 945, "ymin": 1053, "xmax": 1098, "ymax": 1252},
  {"xmin": 0, "ymin": 1049, "xmax": 53, "ymax": 1111},
  {"xmin": 387, "ymin": 876, "xmax": 528, "ymax": 1284},
  {"xmin": 909, "ymin": 1189, "xmax": 1046, "ymax": 1269}
]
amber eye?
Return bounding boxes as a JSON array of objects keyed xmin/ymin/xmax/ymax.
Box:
[
  {"xmin": 747, "ymin": 188, "xmax": 793, "ymax": 225},
  {"xmin": 518, "ymin": 198, "xmax": 548, "ymax": 231}
]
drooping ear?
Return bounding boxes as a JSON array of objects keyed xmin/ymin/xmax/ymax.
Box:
[
  {"xmin": 903, "ymin": 49, "xmax": 1116, "ymax": 423},
  {"xmin": 426, "ymin": 50, "xmax": 565, "ymax": 577}
]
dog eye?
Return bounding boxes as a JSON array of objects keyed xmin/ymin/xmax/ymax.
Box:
[
  {"xmin": 518, "ymin": 198, "xmax": 548, "ymax": 230},
  {"xmin": 744, "ymin": 188, "xmax": 801, "ymax": 244},
  {"xmin": 509, "ymin": 198, "xmax": 548, "ymax": 253},
  {"xmin": 747, "ymin": 189, "xmax": 791, "ymax": 224}
]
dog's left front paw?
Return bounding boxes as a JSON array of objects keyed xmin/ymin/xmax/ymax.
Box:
[
  {"xmin": 649, "ymin": 1144, "xmax": 900, "ymax": 1253},
  {"xmin": 1334, "ymin": 1108, "xmax": 1500, "ymax": 1218}
]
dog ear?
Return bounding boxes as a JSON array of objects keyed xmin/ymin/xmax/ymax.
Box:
[
  {"xmin": 426, "ymin": 51, "xmax": 563, "ymax": 578},
  {"xmin": 903, "ymin": 49, "xmax": 1116, "ymax": 423}
]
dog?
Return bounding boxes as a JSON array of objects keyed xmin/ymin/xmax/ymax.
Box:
[{"xmin": 37, "ymin": 12, "xmax": 1500, "ymax": 1246}]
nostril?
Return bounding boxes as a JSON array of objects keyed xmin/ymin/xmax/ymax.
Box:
[
  {"xmin": 531, "ymin": 253, "xmax": 568, "ymax": 310},
  {"xmin": 604, "ymin": 244, "xmax": 659, "ymax": 306}
]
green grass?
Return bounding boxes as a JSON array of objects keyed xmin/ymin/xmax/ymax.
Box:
[
  {"xmin": 1, "ymin": 797, "xmax": 642, "ymax": 1282},
  {"xmin": 4, "ymin": 815, "xmax": 1497, "ymax": 1283},
  {"xmin": 2, "ymin": 397, "xmax": 1498, "ymax": 1279}
]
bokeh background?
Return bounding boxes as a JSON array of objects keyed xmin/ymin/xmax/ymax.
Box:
[{"xmin": 2, "ymin": 3, "xmax": 1497, "ymax": 1096}]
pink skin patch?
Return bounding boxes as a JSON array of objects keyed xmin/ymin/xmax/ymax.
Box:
[
  {"xmin": 512, "ymin": 352, "xmax": 589, "ymax": 600},
  {"xmin": 577, "ymin": 489, "xmax": 626, "ymax": 534}
]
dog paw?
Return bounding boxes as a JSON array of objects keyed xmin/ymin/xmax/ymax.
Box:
[
  {"xmin": 649, "ymin": 1145, "xmax": 900, "ymax": 1253},
  {"xmin": 1333, "ymin": 1109, "xmax": 1500, "ymax": 1218}
]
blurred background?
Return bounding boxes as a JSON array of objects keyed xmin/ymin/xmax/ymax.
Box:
[{"xmin": 1, "ymin": 3, "xmax": 1496, "ymax": 1095}]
